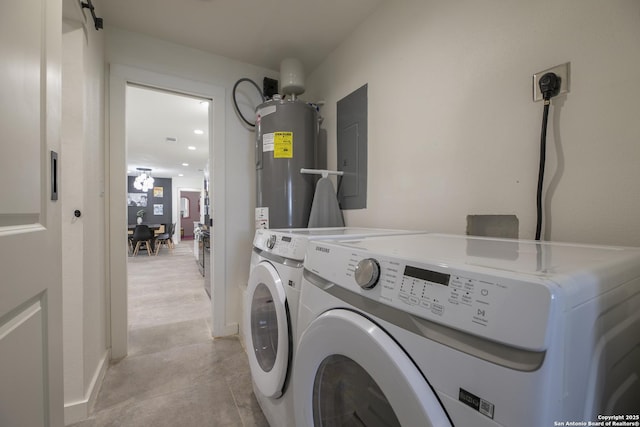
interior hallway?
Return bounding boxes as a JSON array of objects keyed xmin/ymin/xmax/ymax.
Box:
[{"xmin": 70, "ymin": 242, "xmax": 268, "ymax": 426}]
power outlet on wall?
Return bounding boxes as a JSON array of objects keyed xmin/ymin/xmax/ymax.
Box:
[{"xmin": 533, "ymin": 62, "xmax": 570, "ymax": 102}]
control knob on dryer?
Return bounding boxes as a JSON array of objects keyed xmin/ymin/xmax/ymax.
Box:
[
  {"xmin": 267, "ymin": 234, "xmax": 277, "ymax": 249},
  {"xmin": 355, "ymin": 258, "xmax": 380, "ymax": 289}
]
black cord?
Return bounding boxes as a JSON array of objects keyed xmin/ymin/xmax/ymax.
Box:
[
  {"xmin": 535, "ymin": 101, "xmax": 550, "ymax": 241},
  {"xmin": 232, "ymin": 78, "xmax": 265, "ymax": 128},
  {"xmin": 335, "ymin": 174, "xmax": 344, "ymax": 208},
  {"xmin": 534, "ymin": 72, "xmax": 560, "ymax": 241}
]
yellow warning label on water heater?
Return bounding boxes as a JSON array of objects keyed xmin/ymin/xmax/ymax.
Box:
[{"xmin": 274, "ymin": 132, "xmax": 293, "ymax": 159}]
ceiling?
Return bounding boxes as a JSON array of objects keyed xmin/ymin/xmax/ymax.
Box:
[
  {"xmin": 104, "ymin": 0, "xmax": 385, "ymax": 181},
  {"xmin": 99, "ymin": 0, "xmax": 385, "ymax": 72},
  {"xmin": 126, "ymin": 86, "xmax": 210, "ymax": 180}
]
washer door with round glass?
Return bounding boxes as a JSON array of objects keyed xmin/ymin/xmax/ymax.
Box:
[
  {"xmin": 245, "ymin": 261, "xmax": 290, "ymax": 399},
  {"xmin": 293, "ymin": 309, "xmax": 451, "ymax": 427}
]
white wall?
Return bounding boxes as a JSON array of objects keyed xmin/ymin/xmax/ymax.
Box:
[
  {"xmin": 306, "ymin": 0, "xmax": 640, "ymax": 246},
  {"xmin": 61, "ymin": 2, "xmax": 108, "ymax": 424},
  {"xmin": 81, "ymin": 5, "xmax": 107, "ymax": 409},
  {"xmin": 62, "ymin": 26, "xmax": 85, "ymax": 410},
  {"xmin": 105, "ymin": 28, "xmax": 277, "ymax": 333}
]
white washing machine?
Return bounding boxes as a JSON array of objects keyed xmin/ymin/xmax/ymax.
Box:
[
  {"xmin": 244, "ymin": 227, "xmax": 422, "ymax": 427},
  {"xmin": 294, "ymin": 233, "xmax": 640, "ymax": 426}
]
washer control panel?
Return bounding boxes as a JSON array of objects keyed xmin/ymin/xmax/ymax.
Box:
[
  {"xmin": 305, "ymin": 242, "xmax": 553, "ymax": 351},
  {"xmin": 253, "ymin": 229, "xmax": 308, "ymax": 261}
]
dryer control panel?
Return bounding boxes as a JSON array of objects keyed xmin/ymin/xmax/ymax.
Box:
[
  {"xmin": 305, "ymin": 241, "xmax": 553, "ymax": 351},
  {"xmin": 388, "ymin": 262, "xmax": 508, "ymax": 331}
]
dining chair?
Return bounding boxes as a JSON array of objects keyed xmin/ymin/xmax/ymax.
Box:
[
  {"xmin": 131, "ymin": 224, "xmax": 154, "ymax": 256},
  {"xmin": 154, "ymin": 222, "xmax": 176, "ymax": 255},
  {"xmin": 127, "ymin": 233, "xmax": 135, "ymax": 255}
]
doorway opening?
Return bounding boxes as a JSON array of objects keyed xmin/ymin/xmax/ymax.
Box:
[
  {"xmin": 178, "ymin": 190, "xmax": 201, "ymax": 241},
  {"xmin": 125, "ymin": 85, "xmax": 211, "ymax": 351},
  {"xmin": 109, "ymin": 65, "xmax": 232, "ymax": 360}
]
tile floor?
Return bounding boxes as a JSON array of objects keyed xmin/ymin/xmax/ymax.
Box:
[{"xmin": 70, "ymin": 242, "xmax": 268, "ymax": 427}]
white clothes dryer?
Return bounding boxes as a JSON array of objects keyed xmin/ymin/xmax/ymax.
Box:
[
  {"xmin": 294, "ymin": 233, "xmax": 640, "ymax": 426},
  {"xmin": 244, "ymin": 227, "xmax": 422, "ymax": 427}
]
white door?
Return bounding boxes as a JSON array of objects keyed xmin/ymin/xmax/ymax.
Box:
[
  {"xmin": 0, "ymin": 1, "xmax": 63, "ymax": 426},
  {"xmin": 293, "ymin": 309, "xmax": 451, "ymax": 427},
  {"xmin": 244, "ymin": 262, "xmax": 290, "ymax": 398}
]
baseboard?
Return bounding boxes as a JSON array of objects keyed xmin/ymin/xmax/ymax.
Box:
[
  {"xmin": 64, "ymin": 349, "xmax": 110, "ymax": 425},
  {"xmin": 238, "ymin": 288, "xmax": 248, "ymax": 349},
  {"xmin": 214, "ymin": 322, "xmax": 238, "ymax": 337}
]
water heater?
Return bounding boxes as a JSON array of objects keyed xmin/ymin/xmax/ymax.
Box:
[{"xmin": 255, "ymin": 97, "xmax": 318, "ymax": 229}]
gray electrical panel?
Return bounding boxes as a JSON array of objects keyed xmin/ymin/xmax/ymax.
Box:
[{"xmin": 337, "ymin": 84, "xmax": 367, "ymax": 209}]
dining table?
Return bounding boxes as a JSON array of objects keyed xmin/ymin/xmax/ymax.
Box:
[{"xmin": 127, "ymin": 223, "xmax": 164, "ymax": 234}]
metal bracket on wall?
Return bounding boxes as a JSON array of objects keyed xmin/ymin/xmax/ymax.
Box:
[{"xmin": 81, "ymin": 0, "xmax": 103, "ymax": 30}]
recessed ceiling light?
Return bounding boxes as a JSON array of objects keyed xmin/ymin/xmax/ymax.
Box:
[
  {"xmin": 182, "ymin": 163, "xmax": 189, "ymax": 166},
  {"xmin": 193, "ymin": 129, "xmax": 204, "ymax": 135},
  {"xmin": 178, "ymin": 173, "xmax": 184, "ymax": 177},
  {"xmin": 188, "ymin": 146, "xmax": 196, "ymax": 150}
]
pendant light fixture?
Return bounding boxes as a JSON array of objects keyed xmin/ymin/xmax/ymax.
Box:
[{"xmin": 133, "ymin": 167, "xmax": 155, "ymax": 192}]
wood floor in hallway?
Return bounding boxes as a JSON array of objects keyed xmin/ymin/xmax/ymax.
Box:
[{"xmin": 70, "ymin": 242, "xmax": 268, "ymax": 427}]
